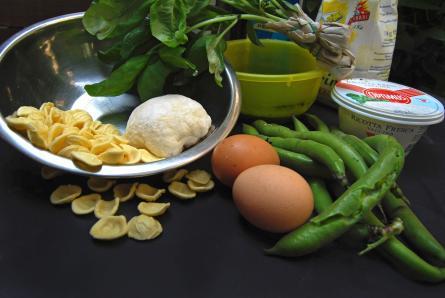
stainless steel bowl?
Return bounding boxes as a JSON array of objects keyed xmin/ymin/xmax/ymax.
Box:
[{"xmin": 0, "ymin": 13, "xmax": 241, "ymax": 178}]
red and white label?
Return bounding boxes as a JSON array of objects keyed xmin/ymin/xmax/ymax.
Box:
[
  {"xmin": 334, "ymin": 79, "xmax": 444, "ymax": 119},
  {"xmin": 363, "ymin": 88, "xmax": 411, "ymax": 104}
]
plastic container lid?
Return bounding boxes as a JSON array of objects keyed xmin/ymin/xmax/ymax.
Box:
[{"xmin": 331, "ymin": 78, "xmax": 444, "ymax": 125}]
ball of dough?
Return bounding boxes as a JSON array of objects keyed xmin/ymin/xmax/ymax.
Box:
[{"xmin": 125, "ymin": 94, "xmax": 212, "ymax": 158}]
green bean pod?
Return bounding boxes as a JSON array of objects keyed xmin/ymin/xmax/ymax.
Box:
[
  {"xmin": 242, "ymin": 123, "xmax": 268, "ymax": 140},
  {"xmin": 253, "ymin": 120, "xmax": 369, "ymax": 179},
  {"xmin": 242, "ymin": 123, "xmax": 260, "ymax": 135},
  {"xmin": 310, "ymin": 178, "xmax": 406, "ymax": 250},
  {"xmin": 308, "ymin": 178, "xmax": 334, "ymax": 212},
  {"xmin": 347, "ymin": 203, "xmax": 445, "ymax": 282},
  {"xmin": 292, "ymin": 115, "xmax": 309, "ymax": 132},
  {"xmin": 319, "ymin": 130, "xmax": 445, "ymax": 281},
  {"xmin": 330, "ymin": 128, "xmax": 379, "ymax": 167},
  {"xmin": 363, "ymin": 137, "xmax": 445, "ymax": 264},
  {"xmin": 334, "ymin": 133, "xmax": 445, "ymax": 281},
  {"xmin": 266, "ymin": 135, "xmax": 404, "ymax": 257},
  {"xmin": 329, "ymin": 126, "xmax": 345, "ymax": 137},
  {"xmin": 331, "ymin": 127, "xmax": 408, "ymax": 202},
  {"xmin": 242, "ymin": 124, "xmax": 331, "ymax": 179},
  {"xmin": 253, "ymin": 120, "xmax": 297, "ymax": 138},
  {"xmin": 258, "ymin": 119, "xmax": 445, "ymax": 281},
  {"xmin": 269, "ymin": 137, "xmax": 347, "ymax": 185},
  {"xmin": 380, "ymin": 239, "xmax": 445, "ymax": 282},
  {"xmin": 330, "ymin": 127, "xmax": 400, "ymax": 204},
  {"xmin": 275, "ymin": 147, "xmax": 332, "ymax": 179},
  {"xmin": 303, "ymin": 113, "xmax": 330, "ymax": 132},
  {"xmin": 343, "ymin": 135, "xmax": 379, "ymax": 166},
  {"xmin": 310, "ymin": 173, "xmax": 445, "ymax": 283},
  {"xmin": 382, "ymin": 191, "xmax": 445, "ymax": 264}
]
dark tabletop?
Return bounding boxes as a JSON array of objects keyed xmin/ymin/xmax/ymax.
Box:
[
  {"xmin": 0, "ymin": 103, "xmax": 445, "ymax": 298},
  {"xmin": 1, "ymin": 2, "xmax": 445, "ymax": 297}
]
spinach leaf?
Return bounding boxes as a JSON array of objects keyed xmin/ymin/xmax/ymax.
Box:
[
  {"xmin": 120, "ymin": 22, "xmax": 152, "ymax": 59},
  {"xmin": 205, "ymin": 35, "xmax": 226, "ymax": 87},
  {"xmin": 97, "ymin": 20, "xmax": 153, "ymax": 64},
  {"xmin": 150, "ymin": 0, "xmax": 189, "ymax": 47},
  {"xmin": 220, "ymin": 0, "xmax": 259, "ymax": 15},
  {"xmin": 83, "ymin": 1, "xmax": 118, "ymax": 39},
  {"xmin": 187, "ymin": 8, "xmax": 219, "ymax": 25},
  {"xmin": 204, "ymin": 18, "xmax": 238, "ymax": 87},
  {"xmin": 186, "ymin": 34, "xmax": 212, "ymax": 75},
  {"xmin": 184, "ymin": 0, "xmax": 211, "ymax": 17},
  {"xmin": 137, "ymin": 59, "xmax": 174, "ymax": 101},
  {"xmin": 169, "ymin": 34, "xmax": 210, "ymax": 86},
  {"xmin": 98, "ymin": 41, "xmax": 123, "ymax": 64},
  {"xmin": 159, "ymin": 46, "xmax": 196, "ymax": 70},
  {"xmin": 83, "ymin": 0, "xmax": 152, "ymax": 40},
  {"xmin": 246, "ymin": 21, "xmax": 263, "ymax": 46},
  {"xmin": 108, "ymin": 0, "xmax": 152, "ymax": 39},
  {"xmin": 85, "ymin": 54, "xmax": 150, "ymax": 96},
  {"xmin": 82, "ymin": 0, "xmax": 285, "ymax": 99}
]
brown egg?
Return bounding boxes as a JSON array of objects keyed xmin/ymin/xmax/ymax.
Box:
[
  {"xmin": 232, "ymin": 164, "xmax": 314, "ymax": 233},
  {"xmin": 211, "ymin": 134, "xmax": 279, "ymax": 186}
]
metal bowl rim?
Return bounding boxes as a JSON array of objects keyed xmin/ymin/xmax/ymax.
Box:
[{"xmin": 0, "ymin": 12, "xmax": 241, "ymax": 178}]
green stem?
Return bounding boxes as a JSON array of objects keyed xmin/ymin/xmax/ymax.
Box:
[
  {"xmin": 271, "ymin": 0, "xmax": 285, "ymax": 11},
  {"xmin": 358, "ymin": 218, "xmax": 404, "ymax": 256},
  {"xmin": 273, "ymin": 8, "xmax": 289, "ymax": 19},
  {"xmin": 187, "ymin": 15, "xmax": 236, "ymax": 32},
  {"xmin": 269, "ymin": 0, "xmax": 288, "ymax": 18},
  {"xmin": 145, "ymin": 43, "xmax": 162, "ymax": 55},
  {"xmin": 264, "ymin": 11, "xmax": 283, "ymax": 21},
  {"xmin": 241, "ymin": 13, "xmax": 279, "ymax": 22},
  {"xmin": 359, "ymin": 236, "xmax": 391, "ymax": 256},
  {"xmin": 187, "ymin": 14, "xmax": 275, "ymax": 33},
  {"xmin": 220, "ymin": 0, "xmax": 285, "ymax": 21},
  {"xmin": 215, "ymin": 17, "xmax": 239, "ymax": 44}
]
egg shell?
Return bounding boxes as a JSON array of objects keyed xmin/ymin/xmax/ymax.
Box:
[
  {"xmin": 232, "ymin": 164, "xmax": 314, "ymax": 233},
  {"xmin": 211, "ymin": 134, "xmax": 280, "ymax": 186}
]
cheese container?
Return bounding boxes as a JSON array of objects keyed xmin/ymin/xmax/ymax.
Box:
[{"xmin": 332, "ymin": 78, "xmax": 444, "ymax": 154}]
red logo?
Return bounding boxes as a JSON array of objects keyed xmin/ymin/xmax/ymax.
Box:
[
  {"xmin": 364, "ymin": 88, "xmax": 411, "ymax": 104},
  {"xmin": 348, "ymin": 1, "xmax": 371, "ymax": 25}
]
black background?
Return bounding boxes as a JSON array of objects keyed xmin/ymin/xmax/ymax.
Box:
[
  {"xmin": 1, "ymin": 1, "xmax": 445, "ymax": 297},
  {"xmin": 1, "ymin": 104, "xmax": 445, "ymax": 298},
  {"xmin": 0, "ymin": 0, "xmax": 91, "ymax": 41}
]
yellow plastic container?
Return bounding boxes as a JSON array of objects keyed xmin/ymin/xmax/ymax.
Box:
[{"xmin": 225, "ymin": 39, "xmax": 324, "ymax": 118}]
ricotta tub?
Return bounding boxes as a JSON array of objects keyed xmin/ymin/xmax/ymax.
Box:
[{"xmin": 332, "ymin": 79, "xmax": 444, "ymax": 154}]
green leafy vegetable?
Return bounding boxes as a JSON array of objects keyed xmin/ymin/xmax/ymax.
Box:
[
  {"xmin": 85, "ymin": 55, "xmax": 150, "ymax": 96},
  {"xmin": 185, "ymin": 0, "xmax": 211, "ymax": 17},
  {"xmin": 137, "ymin": 59, "xmax": 173, "ymax": 100},
  {"xmin": 83, "ymin": 0, "xmax": 152, "ymax": 40},
  {"xmin": 120, "ymin": 22, "xmax": 152, "ymax": 59},
  {"xmin": 150, "ymin": 0, "xmax": 189, "ymax": 47},
  {"xmin": 159, "ymin": 46, "xmax": 196, "ymax": 70},
  {"xmin": 186, "ymin": 7, "xmax": 220, "ymax": 25},
  {"xmin": 186, "ymin": 34, "xmax": 212, "ymax": 75},
  {"xmin": 98, "ymin": 42, "xmax": 123, "ymax": 64},
  {"xmin": 246, "ymin": 21, "xmax": 263, "ymax": 46},
  {"xmin": 206, "ymin": 36, "xmax": 226, "ymax": 87},
  {"xmin": 205, "ymin": 18, "xmax": 238, "ymax": 86},
  {"xmin": 82, "ymin": 1, "xmax": 119, "ymax": 39},
  {"xmin": 83, "ymin": 0, "xmax": 295, "ymax": 100},
  {"xmin": 108, "ymin": 0, "xmax": 152, "ymax": 39}
]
